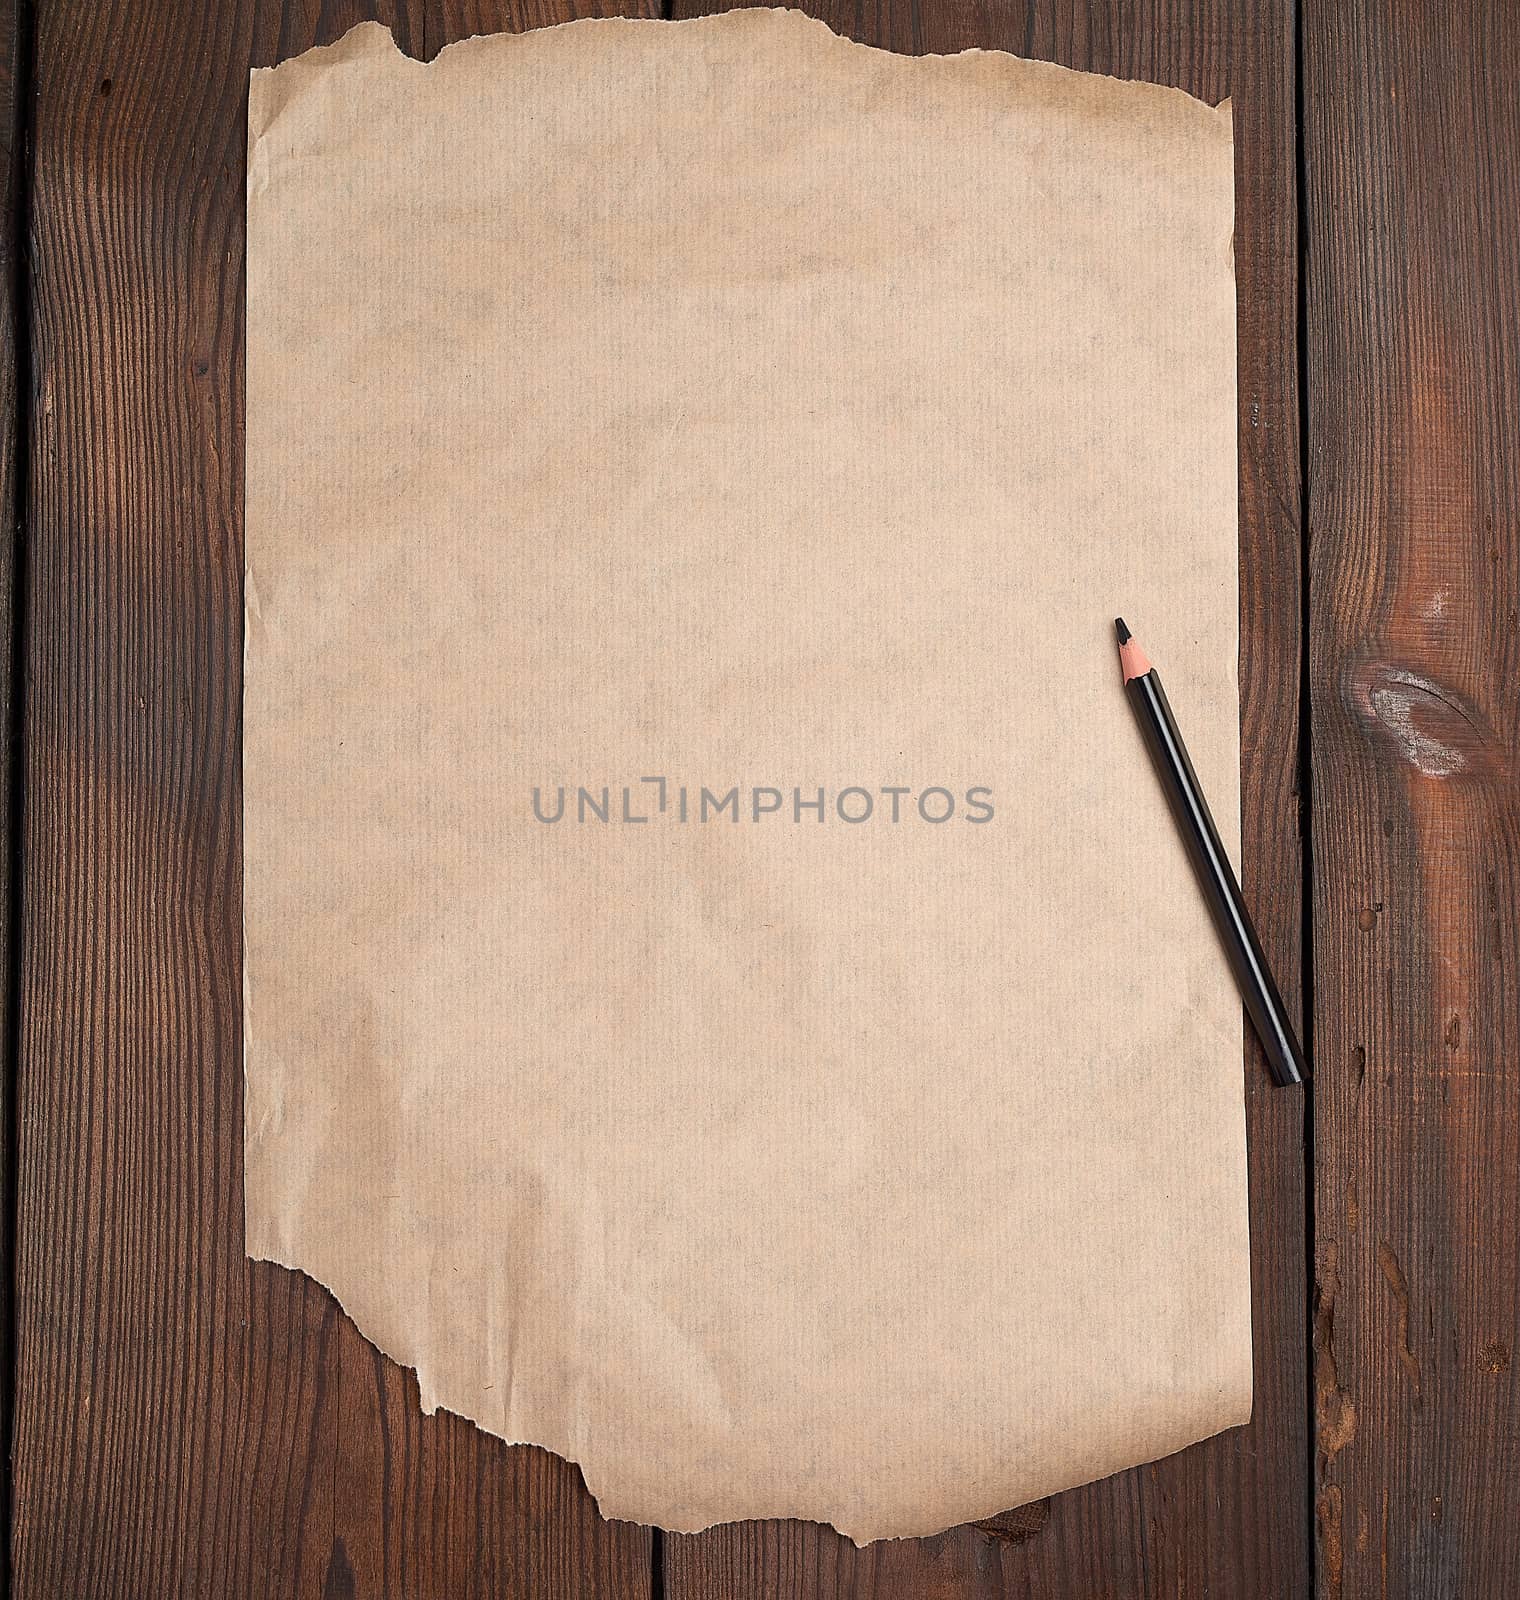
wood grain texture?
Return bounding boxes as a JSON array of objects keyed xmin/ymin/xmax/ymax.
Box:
[
  {"xmin": 14, "ymin": 0, "xmax": 1319, "ymax": 1594},
  {"xmin": 11, "ymin": 2, "xmax": 656, "ymax": 1596},
  {"xmin": 0, "ymin": 0, "xmax": 24, "ymax": 1586},
  {"xmin": 1304, "ymin": 1, "xmax": 1520, "ymax": 1595},
  {"xmin": 664, "ymin": 2, "xmax": 1310, "ymax": 1596}
]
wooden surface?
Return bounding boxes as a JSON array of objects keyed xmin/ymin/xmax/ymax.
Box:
[
  {"xmin": 11, "ymin": 3, "xmax": 656, "ymax": 1597},
  {"xmin": 1303, "ymin": 1, "xmax": 1520, "ymax": 1596},
  {"xmin": 3, "ymin": 0, "xmax": 1515, "ymax": 1596},
  {"xmin": 663, "ymin": 2, "xmax": 1311, "ymax": 1597},
  {"xmin": 0, "ymin": 0, "xmax": 23, "ymax": 1586}
]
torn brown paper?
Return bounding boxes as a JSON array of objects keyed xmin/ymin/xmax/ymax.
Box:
[{"xmin": 245, "ymin": 10, "xmax": 1248, "ymax": 1542}]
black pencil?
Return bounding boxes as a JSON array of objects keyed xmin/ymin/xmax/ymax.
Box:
[{"xmin": 1115, "ymin": 617, "xmax": 1307, "ymax": 1088}]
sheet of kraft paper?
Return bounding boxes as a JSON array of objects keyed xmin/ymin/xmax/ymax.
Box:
[{"xmin": 245, "ymin": 9, "xmax": 1248, "ymax": 1542}]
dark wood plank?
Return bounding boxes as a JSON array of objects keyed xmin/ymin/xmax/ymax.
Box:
[
  {"xmin": 11, "ymin": 3, "xmax": 657, "ymax": 1595},
  {"xmin": 0, "ymin": 0, "xmax": 24, "ymax": 1588},
  {"xmin": 1304, "ymin": 2, "xmax": 1520, "ymax": 1595},
  {"xmin": 664, "ymin": 2, "xmax": 1310, "ymax": 1596}
]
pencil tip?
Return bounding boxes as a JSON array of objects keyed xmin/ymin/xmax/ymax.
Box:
[{"xmin": 1115, "ymin": 619, "xmax": 1152, "ymax": 682}]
